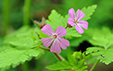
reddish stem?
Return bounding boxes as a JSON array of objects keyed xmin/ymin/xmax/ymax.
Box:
[{"xmin": 38, "ymin": 46, "xmax": 50, "ymax": 51}]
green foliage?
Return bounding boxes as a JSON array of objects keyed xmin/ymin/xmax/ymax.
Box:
[
  {"xmin": 46, "ymin": 61, "xmax": 71, "ymax": 70},
  {"xmin": 65, "ymin": 27, "xmax": 82, "ymax": 39},
  {"xmin": 0, "ymin": 46, "xmax": 44, "ymax": 68},
  {"xmin": 87, "ymin": 57, "xmax": 97, "ymax": 64},
  {"xmin": 86, "ymin": 27, "xmax": 113, "ymax": 65},
  {"xmin": 37, "ymin": 28, "xmax": 49, "ymax": 39},
  {"xmin": 89, "ymin": 27, "xmax": 113, "ymax": 49},
  {"xmin": 81, "ymin": 5, "xmax": 97, "ymax": 20},
  {"xmin": 86, "ymin": 47, "xmax": 113, "ymax": 65},
  {"xmin": 4, "ymin": 26, "xmax": 42, "ymax": 49},
  {"xmin": 4, "ymin": 26, "xmax": 30, "ymax": 44},
  {"xmin": 67, "ymin": 54, "xmax": 77, "ymax": 66},
  {"xmin": 0, "ymin": 2, "xmax": 100, "ymax": 70},
  {"xmin": 10, "ymin": 37, "xmax": 35, "ymax": 48},
  {"xmin": 67, "ymin": 27, "xmax": 93, "ymax": 47},
  {"xmin": 0, "ymin": 26, "xmax": 45, "ymax": 69},
  {"xmin": 46, "ymin": 10, "xmax": 67, "ymax": 30},
  {"xmin": 46, "ymin": 51, "xmax": 91, "ymax": 71},
  {"xmin": 9, "ymin": 29, "xmax": 41, "ymax": 49}
]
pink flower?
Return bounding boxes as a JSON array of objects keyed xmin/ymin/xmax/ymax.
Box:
[
  {"xmin": 68, "ymin": 8, "xmax": 88, "ymax": 34},
  {"xmin": 41, "ymin": 24, "xmax": 70, "ymax": 53}
]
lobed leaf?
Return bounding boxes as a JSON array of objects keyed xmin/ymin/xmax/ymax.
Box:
[
  {"xmin": 81, "ymin": 5, "xmax": 97, "ymax": 20},
  {"xmin": 3, "ymin": 26, "xmax": 29, "ymax": 44},
  {"xmin": 89, "ymin": 27, "xmax": 113, "ymax": 49},
  {"xmin": 86, "ymin": 47, "xmax": 113, "ymax": 65},
  {"xmin": 0, "ymin": 46, "xmax": 44, "ymax": 68},
  {"xmin": 67, "ymin": 54, "xmax": 77, "ymax": 66},
  {"xmin": 65, "ymin": 27, "xmax": 82, "ymax": 39},
  {"xmin": 46, "ymin": 61, "xmax": 71, "ymax": 70},
  {"xmin": 46, "ymin": 10, "xmax": 67, "ymax": 30}
]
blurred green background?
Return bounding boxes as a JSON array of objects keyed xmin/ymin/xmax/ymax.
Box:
[{"xmin": 0, "ymin": 0, "xmax": 113, "ymax": 71}]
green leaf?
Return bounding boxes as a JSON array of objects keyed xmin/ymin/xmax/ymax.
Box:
[
  {"xmin": 10, "ymin": 37, "xmax": 34, "ymax": 48},
  {"xmin": 71, "ymin": 51, "xmax": 88, "ymax": 71},
  {"xmin": 87, "ymin": 57, "xmax": 97, "ymax": 64},
  {"xmin": 10, "ymin": 37, "xmax": 41, "ymax": 50},
  {"xmin": 78, "ymin": 59, "xmax": 85, "ymax": 67},
  {"xmin": 82, "ymin": 53, "xmax": 92, "ymax": 60},
  {"xmin": 78, "ymin": 66, "xmax": 88, "ymax": 71},
  {"xmin": 89, "ymin": 27, "xmax": 113, "ymax": 49},
  {"xmin": 73, "ymin": 65, "xmax": 88, "ymax": 71},
  {"xmin": 0, "ymin": 46, "xmax": 44, "ymax": 68},
  {"xmin": 86, "ymin": 47, "xmax": 113, "ymax": 65},
  {"xmin": 46, "ymin": 61, "xmax": 71, "ymax": 70},
  {"xmin": 72, "ymin": 51, "xmax": 81, "ymax": 59},
  {"xmin": 4, "ymin": 26, "xmax": 29, "ymax": 44},
  {"xmin": 46, "ymin": 10, "xmax": 67, "ymax": 30},
  {"xmin": 67, "ymin": 54, "xmax": 77, "ymax": 66},
  {"xmin": 0, "ymin": 45, "xmax": 13, "ymax": 52},
  {"xmin": 37, "ymin": 29, "xmax": 49, "ymax": 38},
  {"xmin": 65, "ymin": 27, "xmax": 82, "ymax": 39},
  {"xmin": 82, "ymin": 5, "xmax": 97, "ymax": 20},
  {"xmin": 7, "ymin": 27, "xmax": 41, "ymax": 49},
  {"xmin": 86, "ymin": 47, "xmax": 104, "ymax": 55}
]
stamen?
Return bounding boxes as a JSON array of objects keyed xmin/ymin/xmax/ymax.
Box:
[
  {"xmin": 74, "ymin": 19, "xmax": 78, "ymax": 25},
  {"xmin": 53, "ymin": 35, "xmax": 57, "ymax": 39}
]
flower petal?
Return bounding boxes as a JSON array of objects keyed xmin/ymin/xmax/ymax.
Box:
[
  {"xmin": 68, "ymin": 18, "xmax": 75, "ymax": 26},
  {"xmin": 69, "ymin": 8, "xmax": 75, "ymax": 19},
  {"xmin": 55, "ymin": 26, "xmax": 67, "ymax": 37},
  {"xmin": 77, "ymin": 9, "xmax": 85, "ymax": 21},
  {"xmin": 58, "ymin": 38, "xmax": 70, "ymax": 49},
  {"xmin": 79, "ymin": 21, "xmax": 88, "ymax": 29},
  {"xmin": 41, "ymin": 24, "xmax": 53, "ymax": 36},
  {"xmin": 41, "ymin": 37, "xmax": 53, "ymax": 47},
  {"xmin": 50, "ymin": 40, "xmax": 61, "ymax": 53},
  {"xmin": 75, "ymin": 25, "xmax": 84, "ymax": 34}
]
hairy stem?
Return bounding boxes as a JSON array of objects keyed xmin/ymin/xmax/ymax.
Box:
[
  {"xmin": 53, "ymin": 53, "xmax": 72, "ymax": 71},
  {"xmin": 38, "ymin": 46, "xmax": 65, "ymax": 61},
  {"xmin": 89, "ymin": 60, "xmax": 100, "ymax": 71},
  {"xmin": 53, "ymin": 53, "xmax": 65, "ymax": 61},
  {"xmin": 38, "ymin": 46, "xmax": 50, "ymax": 51},
  {"xmin": 38, "ymin": 46, "xmax": 72, "ymax": 71}
]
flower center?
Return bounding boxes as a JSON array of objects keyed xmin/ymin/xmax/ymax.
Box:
[
  {"xmin": 53, "ymin": 34, "xmax": 57, "ymax": 39},
  {"xmin": 74, "ymin": 19, "xmax": 78, "ymax": 25}
]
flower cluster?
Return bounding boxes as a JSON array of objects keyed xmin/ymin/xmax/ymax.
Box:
[{"xmin": 41, "ymin": 8, "xmax": 88, "ymax": 53}]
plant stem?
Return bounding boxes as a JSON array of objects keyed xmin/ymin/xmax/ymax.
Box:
[
  {"xmin": 23, "ymin": 0, "xmax": 31, "ymax": 25},
  {"xmin": 53, "ymin": 53, "xmax": 72, "ymax": 71},
  {"xmin": 2, "ymin": 0, "xmax": 9, "ymax": 36},
  {"xmin": 38, "ymin": 46, "xmax": 72, "ymax": 70},
  {"xmin": 53, "ymin": 53, "xmax": 65, "ymax": 61},
  {"xmin": 38, "ymin": 46, "xmax": 50, "ymax": 51},
  {"xmin": 38, "ymin": 46, "xmax": 65, "ymax": 61},
  {"xmin": 89, "ymin": 60, "xmax": 100, "ymax": 71}
]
